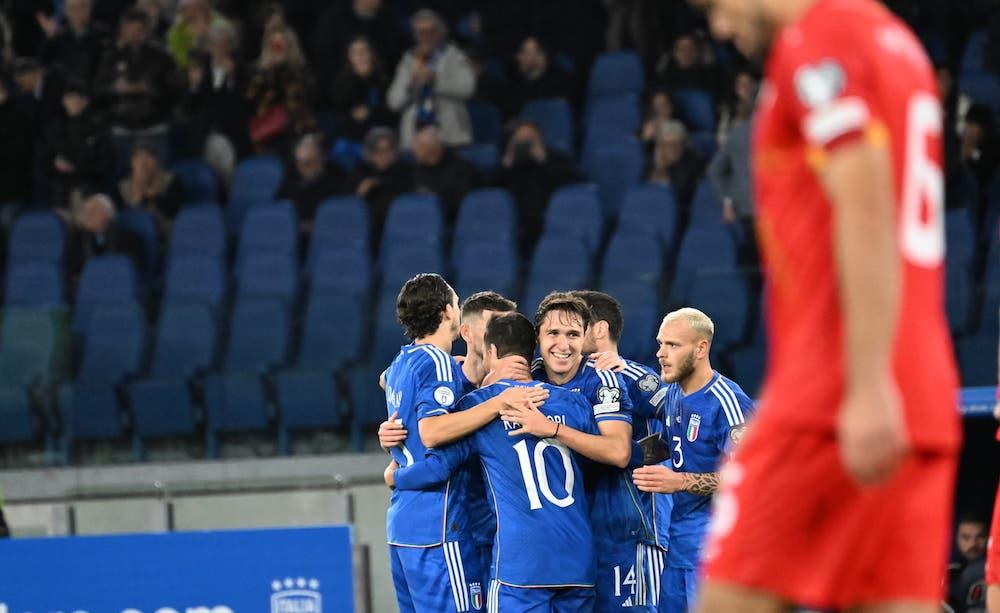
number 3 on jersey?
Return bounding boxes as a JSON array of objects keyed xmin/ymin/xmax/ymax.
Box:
[
  {"xmin": 513, "ymin": 439, "xmax": 576, "ymax": 510},
  {"xmin": 900, "ymin": 92, "xmax": 944, "ymax": 268}
]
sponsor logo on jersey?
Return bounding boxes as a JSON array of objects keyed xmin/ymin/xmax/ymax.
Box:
[
  {"xmin": 638, "ymin": 374, "xmax": 659, "ymax": 393},
  {"xmin": 470, "ymin": 582, "xmax": 483, "ymax": 610},
  {"xmin": 434, "ymin": 386, "xmax": 455, "ymax": 406},
  {"xmin": 687, "ymin": 414, "xmax": 702, "ymax": 442},
  {"xmin": 271, "ymin": 577, "xmax": 322, "ymax": 613},
  {"xmin": 597, "ymin": 386, "xmax": 621, "ymax": 404}
]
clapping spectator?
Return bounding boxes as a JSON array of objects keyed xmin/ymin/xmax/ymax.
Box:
[
  {"xmin": 498, "ymin": 120, "xmax": 579, "ymax": 254},
  {"xmin": 117, "ymin": 144, "xmax": 183, "ymax": 235},
  {"xmin": 411, "ymin": 124, "xmax": 478, "ymax": 221},
  {"xmin": 167, "ymin": 0, "xmax": 232, "ymax": 70},
  {"xmin": 348, "ymin": 126, "xmax": 414, "ymax": 243},
  {"xmin": 0, "ymin": 75, "xmax": 35, "ymax": 205},
  {"xmin": 387, "ymin": 9, "xmax": 476, "ymax": 148},
  {"xmin": 504, "ymin": 35, "xmax": 574, "ymax": 117},
  {"xmin": 276, "ymin": 134, "xmax": 344, "ymax": 232},
  {"xmin": 647, "ymin": 119, "xmax": 704, "ymax": 208},
  {"xmin": 66, "ymin": 193, "xmax": 144, "ymax": 278},
  {"xmin": 329, "ymin": 36, "xmax": 393, "ymax": 142},
  {"xmin": 653, "ymin": 32, "xmax": 719, "ymax": 96},
  {"xmin": 640, "ymin": 88, "xmax": 677, "ymax": 147},
  {"xmin": 246, "ymin": 23, "xmax": 316, "ymax": 154},
  {"xmin": 39, "ymin": 0, "xmax": 110, "ymax": 88},
  {"xmin": 45, "ymin": 80, "xmax": 111, "ymax": 213}
]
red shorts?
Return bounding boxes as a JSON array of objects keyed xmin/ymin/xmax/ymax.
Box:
[
  {"xmin": 988, "ymin": 483, "xmax": 1000, "ymax": 586},
  {"xmin": 702, "ymin": 421, "xmax": 957, "ymax": 609}
]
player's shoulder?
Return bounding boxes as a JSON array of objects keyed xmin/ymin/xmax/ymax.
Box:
[
  {"xmin": 407, "ymin": 344, "xmax": 456, "ymax": 380},
  {"xmin": 530, "ymin": 356, "xmax": 544, "ymax": 373},
  {"xmin": 620, "ymin": 359, "xmax": 661, "ymax": 387},
  {"xmin": 582, "ymin": 360, "xmax": 624, "ymax": 388},
  {"xmin": 703, "ymin": 373, "xmax": 752, "ymax": 426}
]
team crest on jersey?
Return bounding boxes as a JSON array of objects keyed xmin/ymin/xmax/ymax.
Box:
[
  {"xmin": 597, "ymin": 386, "xmax": 621, "ymax": 404},
  {"xmin": 434, "ymin": 386, "xmax": 455, "ymax": 406},
  {"xmin": 470, "ymin": 582, "xmax": 483, "ymax": 610},
  {"xmin": 794, "ymin": 59, "xmax": 845, "ymax": 109},
  {"xmin": 687, "ymin": 414, "xmax": 702, "ymax": 442},
  {"xmin": 638, "ymin": 374, "xmax": 659, "ymax": 393}
]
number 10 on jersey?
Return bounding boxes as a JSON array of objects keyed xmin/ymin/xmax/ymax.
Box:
[{"xmin": 513, "ymin": 439, "xmax": 577, "ymax": 510}]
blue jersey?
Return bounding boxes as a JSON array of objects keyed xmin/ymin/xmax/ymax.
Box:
[
  {"xmin": 663, "ymin": 372, "xmax": 754, "ymax": 569},
  {"xmin": 619, "ymin": 358, "xmax": 672, "ymax": 550},
  {"xmin": 395, "ymin": 380, "xmax": 600, "ymax": 588},
  {"xmin": 532, "ymin": 358, "xmax": 648, "ymax": 548},
  {"xmin": 384, "ymin": 343, "xmax": 475, "ymax": 547}
]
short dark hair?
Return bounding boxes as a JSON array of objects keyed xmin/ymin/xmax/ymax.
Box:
[
  {"xmin": 485, "ymin": 312, "xmax": 536, "ymax": 364},
  {"xmin": 957, "ymin": 512, "xmax": 987, "ymax": 528},
  {"xmin": 534, "ymin": 292, "xmax": 591, "ymax": 333},
  {"xmin": 461, "ymin": 291, "xmax": 517, "ymax": 318},
  {"xmin": 121, "ymin": 7, "xmax": 149, "ymax": 25},
  {"xmin": 396, "ymin": 273, "xmax": 454, "ymax": 340},
  {"xmin": 571, "ymin": 290, "xmax": 623, "ymax": 343}
]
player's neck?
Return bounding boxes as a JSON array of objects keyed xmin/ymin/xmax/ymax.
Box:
[
  {"xmin": 545, "ymin": 357, "xmax": 582, "ymax": 386},
  {"xmin": 462, "ymin": 354, "xmax": 485, "ymax": 386},
  {"xmin": 593, "ymin": 340, "xmax": 617, "ymax": 355},
  {"xmin": 414, "ymin": 329, "xmax": 453, "ymax": 354},
  {"xmin": 679, "ymin": 365, "xmax": 715, "ymax": 396}
]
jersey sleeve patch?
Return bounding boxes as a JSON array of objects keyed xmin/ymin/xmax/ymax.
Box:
[
  {"xmin": 433, "ymin": 385, "xmax": 455, "ymax": 407},
  {"xmin": 802, "ymin": 96, "xmax": 870, "ymax": 146},
  {"xmin": 638, "ymin": 374, "xmax": 660, "ymax": 393},
  {"xmin": 794, "ymin": 59, "xmax": 846, "ymax": 109}
]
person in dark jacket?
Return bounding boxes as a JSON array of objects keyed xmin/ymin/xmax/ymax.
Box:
[
  {"xmin": 276, "ymin": 133, "xmax": 344, "ymax": 233},
  {"xmin": 0, "ymin": 75, "xmax": 35, "ymax": 205},
  {"xmin": 347, "ymin": 126, "xmax": 414, "ymax": 244},
  {"xmin": 66, "ymin": 193, "xmax": 144, "ymax": 278},
  {"xmin": 647, "ymin": 119, "xmax": 705, "ymax": 210},
  {"xmin": 498, "ymin": 120, "xmax": 579, "ymax": 255},
  {"xmin": 504, "ymin": 36, "xmax": 575, "ymax": 118},
  {"xmin": 411, "ymin": 124, "xmax": 479, "ymax": 222},
  {"xmin": 39, "ymin": 0, "xmax": 110, "ymax": 88},
  {"xmin": 45, "ymin": 80, "xmax": 112, "ymax": 213},
  {"xmin": 329, "ymin": 36, "xmax": 393, "ymax": 142}
]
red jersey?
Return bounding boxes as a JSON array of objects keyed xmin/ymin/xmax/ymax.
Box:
[{"xmin": 753, "ymin": 0, "xmax": 960, "ymax": 450}]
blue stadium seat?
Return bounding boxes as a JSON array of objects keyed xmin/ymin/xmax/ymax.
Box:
[
  {"xmin": 588, "ymin": 51, "xmax": 644, "ymax": 101},
  {"xmin": 976, "ymin": 243, "xmax": 1000, "ymax": 338},
  {"xmin": 586, "ymin": 94, "xmax": 641, "ymax": 140},
  {"xmin": 960, "ymin": 30, "xmax": 987, "ymax": 76},
  {"xmin": 946, "ymin": 259, "xmax": 974, "ymax": 334},
  {"xmin": 690, "ymin": 131, "xmax": 718, "ymax": 160},
  {"xmin": 202, "ymin": 371, "xmax": 271, "ymax": 439},
  {"xmin": 582, "ymin": 130, "xmax": 640, "ymax": 172},
  {"xmin": 310, "ymin": 246, "xmax": 372, "ymax": 299},
  {"xmin": 236, "ymin": 252, "xmax": 299, "ymax": 303},
  {"xmin": 57, "ymin": 384, "xmax": 122, "ymax": 442},
  {"xmin": 227, "ymin": 155, "xmax": 284, "ymax": 232},
  {"xmin": 521, "ymin": 98, "xmax": 574, "ymax": 153},
  {"xmin": 168, "ymin": 204, "xmax": 226, "ymax": 261},
  {"xmin": 381, "ymin": 242, "xmax": 446, "ymax": 289},
  {"xmin": 5, "ymin": 261, "xmax": 65, "ymax": 308},
  {"xmin": 689, "ymin": 180, "xmax": 725, "ymax": 228},
  {"xmin": 602, "ymin": 281, "xmax": 659, "ymax": 363},
  {"xmin": 311, "ymin": 196, "xmax": 370, "ymax": 256},
  {"xmin": 456, "ymin": 144, "xmax": 500, "ymax": 174},
  {"xmin": 296, "ymin": 294, "xmax": 364, "ymax": 370},
  {"xmin": 946, "ymin": 208, "xmax": 975, "ymax": 268},
  {"xmin": 454, "ymin": 241, "xmax": 518, "ymax": 299},
  {"xmin": 163, "ymin": 255, "xmax": 226, "ymax": 311},
  {"xmin": 276, "ymin": 369, "xmax": 344, "ymax": 431},
  {"xmin": 467, "ymin": 101, "xmax": 502, "ymax": 148},
  {"xmin": 601, "ymin": 232, "xmax": 663, "ymax": 287},
  {"xmin": 687, "ymin": 270, "xmax": 751, "ymax": 351},
  {"xmin": 544, "ymin": 184, "xmax": 604, "ymax": 255},
  {"xmin": 8, "ymin": 211, "xmax": 65, "ymax": 265},
  {"xmin": 452, "ymin": 188, "xmax": 517, "ymax": 266},
  {"xmin": 728, "ymin": 342, "xmax": 766, "ymax": 398},
  {"xmin": 348, "ymin": 364, "xmax": 390, "ymax": 427},
  {"xmin": 673, "ymin": 89, "xmax": 716, "ymax": 132},
  {"xmin": 618, "ymin": 184, "xmax": 679, "ymax": 250},
  {"xmin": 117, "ymin": 209, "xmax": 160, "ymax": 275},
  {"xmin": 171, "ymin": 158, "xmax": 219, "ymax": 203},
  {"xmin": 671, "ymin": 227, "xmax": 738, "ymax": 301},
  {"xmin": 236, "ymin": 202, "xmax": 299, "ymax": 266},
  {"xmin": 0, "ymin": 386, "xmax": 35, "ymax": 443},
  {"xmin": 956, "ymin": 332, "xmax": 999, "ymax": 387},
  {"xmin": 129, "ymin": 303, "xmax": 217, "ymax": 439},
  {"xmin": 588, "ymin": 138, "xmax": 644, "ymax": 218},
  {"xmin": 380, "ymin": 194, "xmax": 444, "ymax": 255},
  {"xmin": 0, "ymin": 309, "xmax": 68, "ymax": 390},
  {"xmin": 370, "ymin": 290, "xmax": 407, "ymax": 368},
  {"xmin": 72, "ymin": 255, "xmax": 139, "ymax": 334},
  {"xmin": 522, "ymin": 236, "xmax": 590, "ymax": 314}
]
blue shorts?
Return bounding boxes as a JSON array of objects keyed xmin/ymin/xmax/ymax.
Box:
[
  {"xmin": 486, "ymin": 580, "xmax": 595, "ymax": 613},
  {"xmin": 390, "ymin": 541, "xmax": 486, "ymax": 613},
  {"xmin": 660, "ymin": 565, "xmax": 699, "ymax": 613},
  {"xmin": 596, "ymin": 542, "xmax": 664, "ymax": 611}
]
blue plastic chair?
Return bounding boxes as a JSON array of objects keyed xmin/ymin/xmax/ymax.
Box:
[
  {"xmin": 587, "ymin": 51, "xmax": 645, "ymax": 101},
  {"xmin": 168, "ymin": 204, "xmax": 226, "ymax": 261},
  {"xmin": 171, "ymin": 158, "xmax": 219, "ymax": 203},
  {"xmin": 227, "ymin": 155, "xmax": 284, "ymax": 232},
  {"xmin": 544, "ymin": 184, "xmax": 604, "ymax": 255},
  {"xmin": 618, "ymin": 184, "xmax": 679, "ymax": 250},
  {"xmin": 8, "ymin": 211, "xmax": 65, "ymax": 265},
  {"xmin": 521, "ymin": 98, "xmax": 574, "ymax": 153}
]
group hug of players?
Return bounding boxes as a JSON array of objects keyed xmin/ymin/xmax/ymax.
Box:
[{"xmin": 376, "ymin": 274, "xmax": 753, "ymax": 612}]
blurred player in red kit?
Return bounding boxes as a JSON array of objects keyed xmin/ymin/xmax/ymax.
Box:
[
  {"xmin": 693, "ymin": 0, "xmax": 962, "ymax": 611},
  {"xmin": 988, "ymin": 375, "xmax": 999, "ymax": 613}
]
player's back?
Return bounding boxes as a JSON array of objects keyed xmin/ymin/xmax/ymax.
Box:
[
  {"xmin": 754, "ymin": 0, "xmax": 959, "ymax": 450},
  {"xmin": 470, "ymin": 380, "xmax": 598, "ymax": 588}
]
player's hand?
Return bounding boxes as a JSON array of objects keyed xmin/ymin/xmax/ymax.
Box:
[
  {"xmin": 378, "ymin": 412, "xmax": 407, "ymax": 451},
  {"xmin": 499, "ymin": 399, "xmax": 555, "ymax": 438},
  {"xmin": 837, "ymin": 376, "xmax": 909, "ymax": 486},
  {"xmin": 384, "ymin": 460, "xmax": 398, "ymax": 489},
  {"xmin": 632, "ymin": 465, "xmax": 686, "ymax": 493},
  {"xmin": 588, "ymin": 351, "xmax": 626, "ymax": 372},
  {"xmin": 483, "ymin": 355, "xmax": 531, "ymax": 386},
  {"xmin": 496, "ymin": 386, "xmax": 549, "ymax": 416}
]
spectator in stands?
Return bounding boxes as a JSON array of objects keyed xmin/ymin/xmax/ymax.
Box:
[
  {"xmin": 137, "ymin": 0, "xmax": 173, "ymax": 41},
  {"xmin": 653, "ymin": 32, "xmax": 719, "ymax": 97},
  {"xmin": 0, "ymin": 75, "xmax": 35, "ymax": 205},
  {"xmin": 329, "ymin": 36, "xmax": 393, "ymax": 142},
  {"xmin": 312, "ymin": 0, "xmax": 401, "ymax": 106},
  {"xmin": 167, "ymin": 0, "xmax": 231, "ymax": 70},
  {"xmin": 961, "ymin": 104, "xmax": 999, "ymax": 191},
  {"xmin": 956, "ymin": 513, "xmax": 989, "ymax": 563},
  {"xmin": 184, "ymin": 22, "xmax": 250, "ymax": 182},
  {"xmin": 39, "ymin": 0, "xmax": 110, "ymax": 88},
  {"xmin": 716, "ymin": 68, "xmax": 757, "ymax": 144},
  {"xmin": 504, "ymin": 35, "xmax": 574, "ymax": 118},
  {"xmin": 349, "ymin": 126, "xmax": 414, "ymax": 243},
  {"xmin": 45, "ymin": 80, "xmax": 112, "ymax": 214},
  {"xmin": 640, "ymin": 88, "xmax": 677, "ymax": 147},
  {"xmin": 247, "ymin": 22, "xmax": 316, "ymax": 155},
  {"xmin": 647, "ymin": 119, "xmax": 704, "ymax": 207},
  {"xmin": 948, "ymin": 513, "xmax": 989, "ymax": 613},
  {"xmin": 467, "ymin": 45, "xmax": 504, "ymax": 108},
  {"xmin": 117, "ymin": 144, "xmax": 183, "ymax": 235},
  {"xmin": 0, "ymin": 9, "xmax": 12, "ymax": 70},
  {"xmin": 11, "ymin": 57, "xmax": 65, "ymax": 132},
  {"xmin": 707, "ymin": 107, "xmax": 755, "ymax": 263},
  {"xmin": 411, "ymin": 124, "xmax": 478, "ymax": 221},
  {"xmin": 276, "ymin": 134, "xmax": 344, "ymax": 233},
  {"xmin": 66, "ymin": 193, "xmax": 144, "ymax": 277},
  {"xmin": 387, "ymin": 9, "xmax": 476, "ymax": 148},
  {"xmin": 93, "ymin": 8, "xmax": 180, "ymax": 160},
  {"xmin": 498, "ymin": 120, "xmax": 579, "ymax": 255}
]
